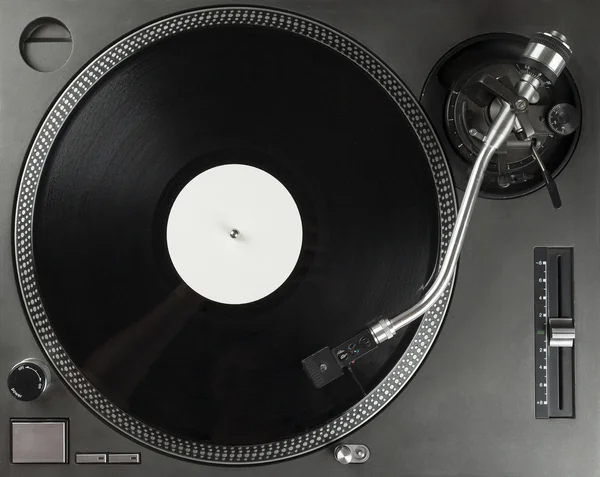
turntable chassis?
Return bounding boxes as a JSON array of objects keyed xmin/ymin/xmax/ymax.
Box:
[{"xmin": 2, "ymin": 1, "xmax": 600, "ymax": 476}]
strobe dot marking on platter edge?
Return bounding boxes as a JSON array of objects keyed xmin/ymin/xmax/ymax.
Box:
[{"xmin": 166, "ymin": 164, "xmax": 303, "ymax": 305}]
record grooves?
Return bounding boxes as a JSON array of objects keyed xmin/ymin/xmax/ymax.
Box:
[{"xmin": 15, "ymin": 7, "xmax": 457, "ymax": 464}]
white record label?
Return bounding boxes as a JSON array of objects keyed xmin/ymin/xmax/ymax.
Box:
[{"xmin": 166, "ymin": 164, "xmax": 303, "ymax": 304}]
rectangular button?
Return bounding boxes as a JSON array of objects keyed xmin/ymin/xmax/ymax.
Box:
[
  {"xmin": 11, "ymin": 420, "xmax": 68, "ymax": 464},
  {"xmin": 108, "ymin": 453, "xmax": 141, "ymax": 464},
  {"xmin": 76, "ymin": 453, "xmax": 107, "ymax": 464}
]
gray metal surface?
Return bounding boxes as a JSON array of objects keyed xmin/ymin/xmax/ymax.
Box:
[{"xmin": 1, "ymin": 0, "xmax": 599, "ymax": 476}]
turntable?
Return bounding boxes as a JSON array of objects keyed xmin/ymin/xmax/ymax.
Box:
[{"xmin": 1, "ymin": 1, "xmax": 598, "ymax": 476}]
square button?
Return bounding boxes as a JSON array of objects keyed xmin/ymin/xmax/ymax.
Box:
[{"xmin": 11, "ymin": 420, "xmax": 68, "ymax": 464}]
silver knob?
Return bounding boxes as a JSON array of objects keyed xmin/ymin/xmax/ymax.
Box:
[
  {"xmin": 521, "ymin": 31, "xmax": 571, "ymax": 84},
  {"xmin": 334, "ymin": 445, "xmax": 353, "ymax": 465}
]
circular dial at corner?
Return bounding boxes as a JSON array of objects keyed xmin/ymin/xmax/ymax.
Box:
[{"xmin": 15, "ymin": 7, "xmax": 457, "ymax": 464}]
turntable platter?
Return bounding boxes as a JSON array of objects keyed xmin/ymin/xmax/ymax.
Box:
[{"xmin": 16, "ymin": 7, "xmax": 457, "ymax": 464}]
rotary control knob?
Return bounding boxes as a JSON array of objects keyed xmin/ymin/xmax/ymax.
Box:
[
  {"xmin": 334, "ymin": 445, "xmax": 353, "ymax": 465},
  {"xmin": 547, "ymin": 103, "xmax": 580, "ymax": 136},
  {"xmin": 7, "ymin": 359, "xmax": 51, "ymax": 401}
]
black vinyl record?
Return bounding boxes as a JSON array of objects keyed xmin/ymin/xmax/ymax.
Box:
[{"xmin": 17, "ymin": 7, "xmax": 456, "ymax": 462}]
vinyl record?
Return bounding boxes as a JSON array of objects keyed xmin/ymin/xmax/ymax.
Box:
[{"xmin": 16, "ymin": 7, "xmax": 457, "ymax": 464}]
